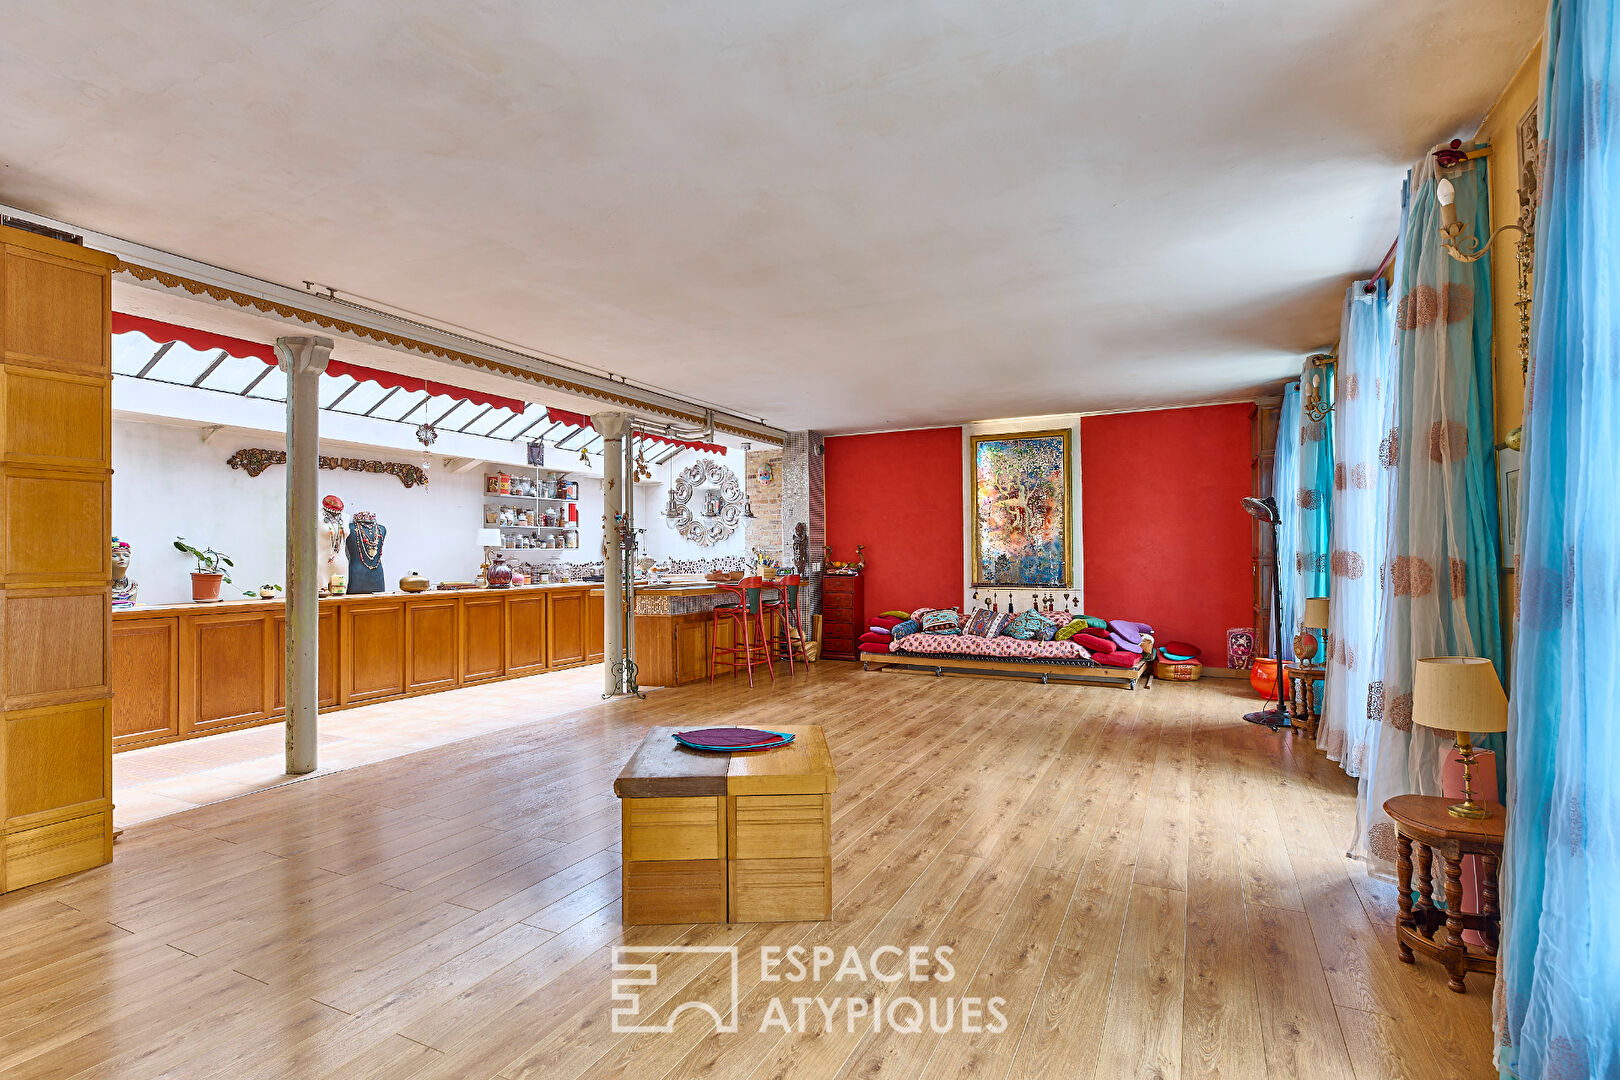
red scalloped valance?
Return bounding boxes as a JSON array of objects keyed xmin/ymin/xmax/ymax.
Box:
[
  {"xmin": 544, "ymin": 407, "xmax": 726, "ymax": 455},
  {"xmin": 112, "ymin": 313, "xmax": 529, "ymax": 414}
]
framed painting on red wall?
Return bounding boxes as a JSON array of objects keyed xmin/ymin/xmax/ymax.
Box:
[{"xmin": 970, "ymin": 429, "xmax": 1072, "ymax": 588}]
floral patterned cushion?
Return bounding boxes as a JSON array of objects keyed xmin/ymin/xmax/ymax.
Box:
[{"xmin": 1003, "ymin": 610, "xmax": 1052, "ymax": 640}]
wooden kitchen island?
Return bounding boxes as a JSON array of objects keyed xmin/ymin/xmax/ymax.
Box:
[
  {"xmin": 599, "ymin": 582, "xmax": 788, "ymax": 688},
  {"xmin": 110, "ymin": 584, "xmax": 604, "ymax": 751}
]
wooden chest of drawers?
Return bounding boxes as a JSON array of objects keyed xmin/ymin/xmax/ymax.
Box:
[{"xmin": 820, "ymin": 574, "xmax": 864, "ymax": 660}]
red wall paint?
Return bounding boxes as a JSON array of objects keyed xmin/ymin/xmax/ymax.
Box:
[
  {"xmin": 824, "ymin": 428, "xmax": 963, "ymax": 622},
  {"xmin": 1080, "ymin": 403, "xmax": 1254, "ymax": 662}
]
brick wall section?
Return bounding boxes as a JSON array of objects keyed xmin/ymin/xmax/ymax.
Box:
[{"xmin": 744, "ymin": 449, "xmax": 784, "ymax": 564}]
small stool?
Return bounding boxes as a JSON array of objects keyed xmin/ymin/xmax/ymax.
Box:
[
  {"xmin": 710, "ymin": 577, "xmax": 775, "ymax": 687},
  {"xmin": 1383, "ymin": 794, "xmax": 1505, "ymax": 993}
]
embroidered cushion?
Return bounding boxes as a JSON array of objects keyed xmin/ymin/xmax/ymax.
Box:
[
  {"xmin": 890, "ymin": 619, "xmax": 922, "ymax": 640},
  {"xmin": 920, "ymin": 609, "xmax": 960, "ymax": 634},
  {"xmin": 1032, "ymin": 620, "xmax": 1058, "ymax": 641},
  {"xmin": 964, "ymin": 609, "xmax": 995, "ymax": 638},
  {"xmin": 982, "ymin": 612, "xmax": 1013, "ymax": 638},
  {"xmin": 1003, "ymin": 610, "xmax": 1051, "ymax": 640},
  {"xmin": 1055, "ymin": 619, "xmax": 1087, "ymax": 641}
]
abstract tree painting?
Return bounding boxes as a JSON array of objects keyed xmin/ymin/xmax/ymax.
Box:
[{"xmin": 971, "ymin": 429, "xmax": 1071, "ymax": 587}]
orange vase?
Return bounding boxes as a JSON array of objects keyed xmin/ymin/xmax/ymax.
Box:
[{"xmin": 1249, "ymin": 657, "xmax": 1280, "ymax": 699}]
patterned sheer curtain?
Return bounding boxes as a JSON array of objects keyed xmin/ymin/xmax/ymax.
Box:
[
  {"xmin": 1273, "ymin": 383, "xmax": 1303, "ymax": 661},
  {"xmin": 1354, "ymin": 151, "xmax": 1503, "ymax": 868},
  {"xmin": 1318, "ymin": 279, "xmax": 1395, "ymax": 774},
  {"xmin": 1496, "ymin": 0, "xmax": 1620, "ymax": 1072}
]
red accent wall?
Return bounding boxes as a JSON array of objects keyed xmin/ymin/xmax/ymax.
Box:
[
  {"xmin": 824, "ymin": 428, "xmax": 963, "ymax": 622},
  {"xmin": 1080, "ymin": 403, "xmax": 1253, "ymax": 662}
]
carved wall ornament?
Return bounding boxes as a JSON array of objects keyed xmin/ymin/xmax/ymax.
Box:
[
  {"xmin": 226, "ymin": 448, "xmax": 429, "ymax": 488},
  {"xmin": 663, "ymin": 459, "xmax": 744, "ymax": 546}
]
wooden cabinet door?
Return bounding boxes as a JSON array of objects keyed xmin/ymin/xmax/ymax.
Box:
[
  {"xmin": 506, "ymin": 593, "xmax": 547, "ymax": 676},
  {"xmin": 461, "ymin": 595, "xmax": 506, "ymax": 683},
  {"xmin": 272, "ymin": 608, "xmax": 338, "ymax": 712},
  {"xmin": 547, "ymin": 591, "xmax": 587, "ymax": 668},
  {"xmin": 343, "ymin": 602, "xmax": 406, "ymax": 704},
  {"xmin": 406, "ymin": 599, "xmax": 458, "ymax": 693},
  {"xmin": 110, "ymin": 617, "xmax": 178, "ymax": 748},
  {"xmin": 674, "ymin": 617, "xmax": 711, "ymax": 686},
  {"xmin": 585, "ymin": 591, "xmax": 605, "ymax": 663},
  {"xmin": 187, "ymin": 612, "xmax": 273, "ymax": 730}
]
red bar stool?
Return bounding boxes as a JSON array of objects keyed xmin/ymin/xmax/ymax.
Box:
[
  {"xmin": 772, "ymin": 574, "xmax": 810, "ymax": 673},
  {"xmin": 710, "ymin": 577, "xmax": 776, "ymax": 686}
]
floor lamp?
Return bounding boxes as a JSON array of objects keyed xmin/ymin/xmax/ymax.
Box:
[{"xmin": 1241, "ymin": 495, "xmax": 1289, "ymax": 727}]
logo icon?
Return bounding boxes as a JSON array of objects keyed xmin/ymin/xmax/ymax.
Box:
[{"xmin": 610, "ymin": 946, "xmax": 740, "ymax": 1034}]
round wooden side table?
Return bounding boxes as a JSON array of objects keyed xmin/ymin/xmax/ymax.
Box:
[{"xmin": 1382, "ymin": 793, "xmax": 1505, "ymax": 993}]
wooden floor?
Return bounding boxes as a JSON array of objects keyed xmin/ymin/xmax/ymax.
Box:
[{"xmin": 0, "ymin": 665, "xmax": 1494, "ymax": 1080}]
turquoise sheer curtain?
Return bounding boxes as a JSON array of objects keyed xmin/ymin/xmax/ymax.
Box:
[
  {"xmin": 1273, "ymin": 383, "xmax": 1303, "ymax": 661},
  {"xmin": 1496, "ymin": 0, "xmax": 1620, "ymax": 1072},
  {"xmin": 1318, "ymin": 279, "xmax": 1395, "ymax": 775},
  {"xmin": 1354, "ymin": 152, "xmax": 1503, "ymax": 869},
  {"xmin": 1293, "ymin": 361, "xmax": 1334, "ymax": 655}
]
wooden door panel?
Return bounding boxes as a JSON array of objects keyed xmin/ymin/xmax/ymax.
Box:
[
  {"xmin": 191, "ymin": 613, "xmax": 271, "ymax": 729},
  {"xmin": 110, "ymin": 617, "xmax": 178, "ymax": 747},
  {"xmin": 462, "ymin": 596, "xmax": 505, "ymax": 682},
  {"xmin": 345, "ymin": 604, "xmax": 406, "ymax": 703},
  {"xmin": 407, "ymin": 600, "xmax": 458, "ymax": 692},
  {"xmin": 506, "ymin": 594, "xmax": 547, "ymax": 676},
  {"xmin": 272, "ymin": 609, "xmax": 338, "ymax": 711},
  {"xmin": 548, "ymin": 591, "xmax": 586, "ymax": 668},
  {"xmin": 586, "ymin": 592, "xmax": 605, "ymax": 662}
]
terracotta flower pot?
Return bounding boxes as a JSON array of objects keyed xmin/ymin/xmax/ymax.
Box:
[{"xmin": 191, "ymin": 571, "xmax": 225, "ymax": 602}]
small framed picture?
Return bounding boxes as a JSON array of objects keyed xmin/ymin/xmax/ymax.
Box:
[
  {"xmin": 526, "ymin": 441, "xmax": 545, "ymax": 467},
  {"xmin": 1497, "ymin": 447, "xmax": 1521, "ymax": 569}
]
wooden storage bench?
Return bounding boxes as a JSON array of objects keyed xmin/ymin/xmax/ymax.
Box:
[{"xmin": 614, "ymin": 725, "xmax": 837, "ymax": 925}]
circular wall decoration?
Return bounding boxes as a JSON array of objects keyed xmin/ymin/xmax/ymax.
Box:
[{"xmin": 664, "ymin": 460, "xmax": 744, "ymax": 546}]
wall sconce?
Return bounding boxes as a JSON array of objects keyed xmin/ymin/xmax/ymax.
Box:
[
  {"xmin": 1436, "ymin": 177, "xmax": 1526, "ymax": 264},
  {"xmin": 1303, "ymin": 353, "xmax": 1334, "ymax": 423}
]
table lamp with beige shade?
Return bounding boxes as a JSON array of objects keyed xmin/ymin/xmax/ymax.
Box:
[
  {"xmin": 1294, "ymin": 596, "xmax": 1330, "ymax": 663},
  {"xmin": 1412, "ymin": 656, "xmax": 1509, "ymax": 819}
]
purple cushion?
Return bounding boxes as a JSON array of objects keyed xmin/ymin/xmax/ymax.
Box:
[
  {"xmin": 1109, "ymin": 631, "xmax": 1145, "ymax": 655},
  {"xmin": 1107, "ymin": 619, "xmax": 1152, "ymax": 645}
]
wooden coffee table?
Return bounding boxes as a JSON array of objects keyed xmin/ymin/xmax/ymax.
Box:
[{"xmin": 614, "ymin": 725, "xmax": 837, "ymax": 925}]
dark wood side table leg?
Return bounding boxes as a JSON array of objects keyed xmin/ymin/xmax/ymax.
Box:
[
  {"xmin": 1414, "ymin": 841, "xmax": 1435, "ymax": 938},
  {"xmin": 1442, "ymin": 842, "xmax": 1468, "ymax": 993},
  {"xmin": 1481, "ymin": 853, "xmax": 1500, "ymax": 957},
  {"xmin": 1395, "ymin": 831, "xmax": 1415, "ymax": 964}
]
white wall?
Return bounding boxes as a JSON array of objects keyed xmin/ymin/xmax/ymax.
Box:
[
  {"xmin": 115, "ymin": 418, "xmax": 492, "ymax": 604},
  {"xmin": 633, "ymin": 450, "xmax": 749, "ymax": 564}
]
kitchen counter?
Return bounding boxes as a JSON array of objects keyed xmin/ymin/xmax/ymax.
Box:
[
  {"xmin": 588, "ymin": 581, "xmax": 791, "ymax": 687},
  {"xmin": 110, "ymin": 584, "xmax": 604, "ymax": 751}
]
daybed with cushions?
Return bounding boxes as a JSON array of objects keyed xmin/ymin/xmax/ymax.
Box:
[{"xmin": 859, "ymin": 607, "xmax": 1154, "ymax": 690}]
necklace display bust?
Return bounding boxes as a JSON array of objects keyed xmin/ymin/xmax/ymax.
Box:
[
  {"xmin": 345, "ymin": 511, "xmax": 387, "ymax": 594},
  {"xmin": 320, "ymin": 493, "xmax": 348, "ymax": 591}
]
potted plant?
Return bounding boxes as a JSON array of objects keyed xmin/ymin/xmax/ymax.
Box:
[
  {"xmin": 174, "ymin": 538, "xmax": 233, "ymax": 602},
  {"xmin": 246, "ymin": 583, "xmax": 282, "ymax": 600}
]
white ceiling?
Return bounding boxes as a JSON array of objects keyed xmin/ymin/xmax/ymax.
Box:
[{"xmin": 0, "ymin": 1, "xmax": 1540, "ymax": 432}]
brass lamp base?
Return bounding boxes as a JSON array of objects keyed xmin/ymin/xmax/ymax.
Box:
[{"xmin": 1448, "ymin": 732, "xmax": 1493, "ymax": 819}]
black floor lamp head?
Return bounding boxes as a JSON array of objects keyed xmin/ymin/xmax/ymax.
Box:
[{"xmin": 1241, "ymin": 495, "xmax": 1289, "ymax": 728}]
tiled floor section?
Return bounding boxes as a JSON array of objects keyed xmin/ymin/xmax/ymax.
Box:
[{"xmin": 113, "ymin": 664, "xmax": 608, "ymax": 828}]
